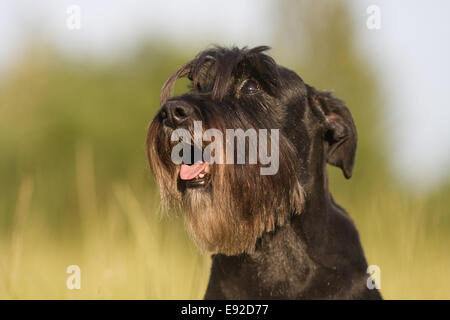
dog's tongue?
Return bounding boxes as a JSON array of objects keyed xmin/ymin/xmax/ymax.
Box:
[{"xmin": 180, "ymin": 162, "xmax": 208, "ymax": 180}]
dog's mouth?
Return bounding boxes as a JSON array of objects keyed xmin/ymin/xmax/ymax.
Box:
[{"xmin": 179, "ymin": 161, "xmax": 211, "ymax": 188}]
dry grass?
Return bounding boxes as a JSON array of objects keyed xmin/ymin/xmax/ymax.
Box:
[
  {"xmin": 0, "ymin": 144, "xmax": 448, "ymax": 299},
  {"xmin": 0, "ymin": 145, "xmax": 210, "ymax": 299}
]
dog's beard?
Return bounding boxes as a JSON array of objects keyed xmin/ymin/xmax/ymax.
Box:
[
  {"xmin": 156, "ymin": 178, "xmax": 304, "ymax": 256},
  {"xmin": 148, "ymin": 119, "xmax": 305, "ymax": 255}
]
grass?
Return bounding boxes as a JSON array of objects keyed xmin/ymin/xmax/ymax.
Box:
[
  {"xmin": 0, "ymin": 144, "xmax": 448, "ymax": 299},
  {"xmin": 0, "ymin": 144, "xmax": 210, "ymax": 299},
  {"xmin": 354, "ymin": 192, "xmax": 450, "ymax": 299}
]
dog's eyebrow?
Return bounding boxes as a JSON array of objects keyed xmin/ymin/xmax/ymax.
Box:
[
  {"xmin": 161, "ymin": 52, "xmax": 220, "ymax": 105},
  {"xmin": 160, "ymin": 62, "xmax": 192, "ymax": 106},
  {"xmin": 160, "ymin": 46, "xmax": 279, "ymax": 105},
  {"xmin": 211, "ymin": 49, "xmax": 242, "ymax": 101}
]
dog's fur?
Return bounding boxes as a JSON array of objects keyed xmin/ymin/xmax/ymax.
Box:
[{"xmin": 147, "ymin": 46, "xmax": 382, "ymax": 299}]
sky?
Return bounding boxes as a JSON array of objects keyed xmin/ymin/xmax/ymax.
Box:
[{"xmin": 0, "ymin": 0, "xmax": 449, "ymax": 192}]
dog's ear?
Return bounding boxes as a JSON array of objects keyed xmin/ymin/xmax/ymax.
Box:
[{"xmin": 307, "ymin": 85, "xmax": 357, "ymax": 179}]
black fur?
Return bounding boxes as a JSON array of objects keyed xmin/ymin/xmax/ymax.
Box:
[{"xmin": 147, "ymin": 46, "xmax": 382, "ymax": 300}]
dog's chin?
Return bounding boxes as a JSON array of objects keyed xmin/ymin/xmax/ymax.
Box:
[
  {"xmin": 181, "ymin": 184, "xmax": 211, "ymax": 203},
  {"xmin": 179, "ymin": 188, "xmax": 250, "ymax": 255}
]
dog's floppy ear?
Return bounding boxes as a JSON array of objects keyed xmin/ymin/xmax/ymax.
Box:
[{"xmin": 307, "ymin": 85, "xmax": 357, "ymax": 179}]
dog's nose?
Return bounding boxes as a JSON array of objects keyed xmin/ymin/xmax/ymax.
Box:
[{"xmin": 160, "ymin": 101, "xmax": 194, "ymax": 127}]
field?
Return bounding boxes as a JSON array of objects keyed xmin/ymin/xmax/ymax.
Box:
[
  {"xmin": 1, "ymin": 158, "xmax": 449, "ymax": 299},
  {"xmin": 0, "ymin": 27, "xmax": 449, "ymax": 298}
]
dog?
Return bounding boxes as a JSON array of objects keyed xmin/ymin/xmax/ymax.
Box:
[{"xmin": 146, "ymin": 46, "xmax": 382, "ymax": 300}]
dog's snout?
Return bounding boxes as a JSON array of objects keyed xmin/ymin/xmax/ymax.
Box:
[{"xmin": 161, "ymin": 101, "xmax": 194, "ymax": 127}]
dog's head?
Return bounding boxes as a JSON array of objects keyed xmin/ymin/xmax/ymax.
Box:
[{"xmin": 147, "ymin": 46, "xmax": 357, "ymax": 255}]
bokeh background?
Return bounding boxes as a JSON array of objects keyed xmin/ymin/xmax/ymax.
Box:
[{"xmin": 1, "ymin": 0, "xmax": 449, "ymax": 299}]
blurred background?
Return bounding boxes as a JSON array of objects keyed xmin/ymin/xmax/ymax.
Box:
[{"xmin": 0, "ymin": 0, "xmax": 449, "ymax": 299}]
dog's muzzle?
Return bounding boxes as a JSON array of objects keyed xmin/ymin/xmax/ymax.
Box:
[{"xmin": 160, "ymin": 100, "xmax": 212, "ymax": 188}]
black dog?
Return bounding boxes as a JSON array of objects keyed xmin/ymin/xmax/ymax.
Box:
[{"xmin": 147, "ymin": 46, "xmax": 382, "ymax": 299}]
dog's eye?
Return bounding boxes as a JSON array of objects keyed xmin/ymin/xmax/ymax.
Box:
[{"xmin": 240, "ymin": 79, "xmax": 260, "ymax": 95}]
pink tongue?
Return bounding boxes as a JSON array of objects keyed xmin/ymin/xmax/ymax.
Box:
[{"xmin": 180, "ymin": 162, "xmax": 208, "ymax": 180}]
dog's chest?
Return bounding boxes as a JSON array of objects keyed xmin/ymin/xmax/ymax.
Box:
[
  {"xmin": 214, "ymin": 225, "xmax": 317, "ymax": 299},
  {"xmin": 250, "ymin": 226, "xmax": 315, "ymax": 298}
]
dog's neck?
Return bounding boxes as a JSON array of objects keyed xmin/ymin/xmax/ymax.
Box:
[
  {"xmin": 204, "ymin": 166, "xmax": 341, "ymax": 299},
  {"xmin": 204, "ymin": 159, "xmax": 375, "ymax": 299}
]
